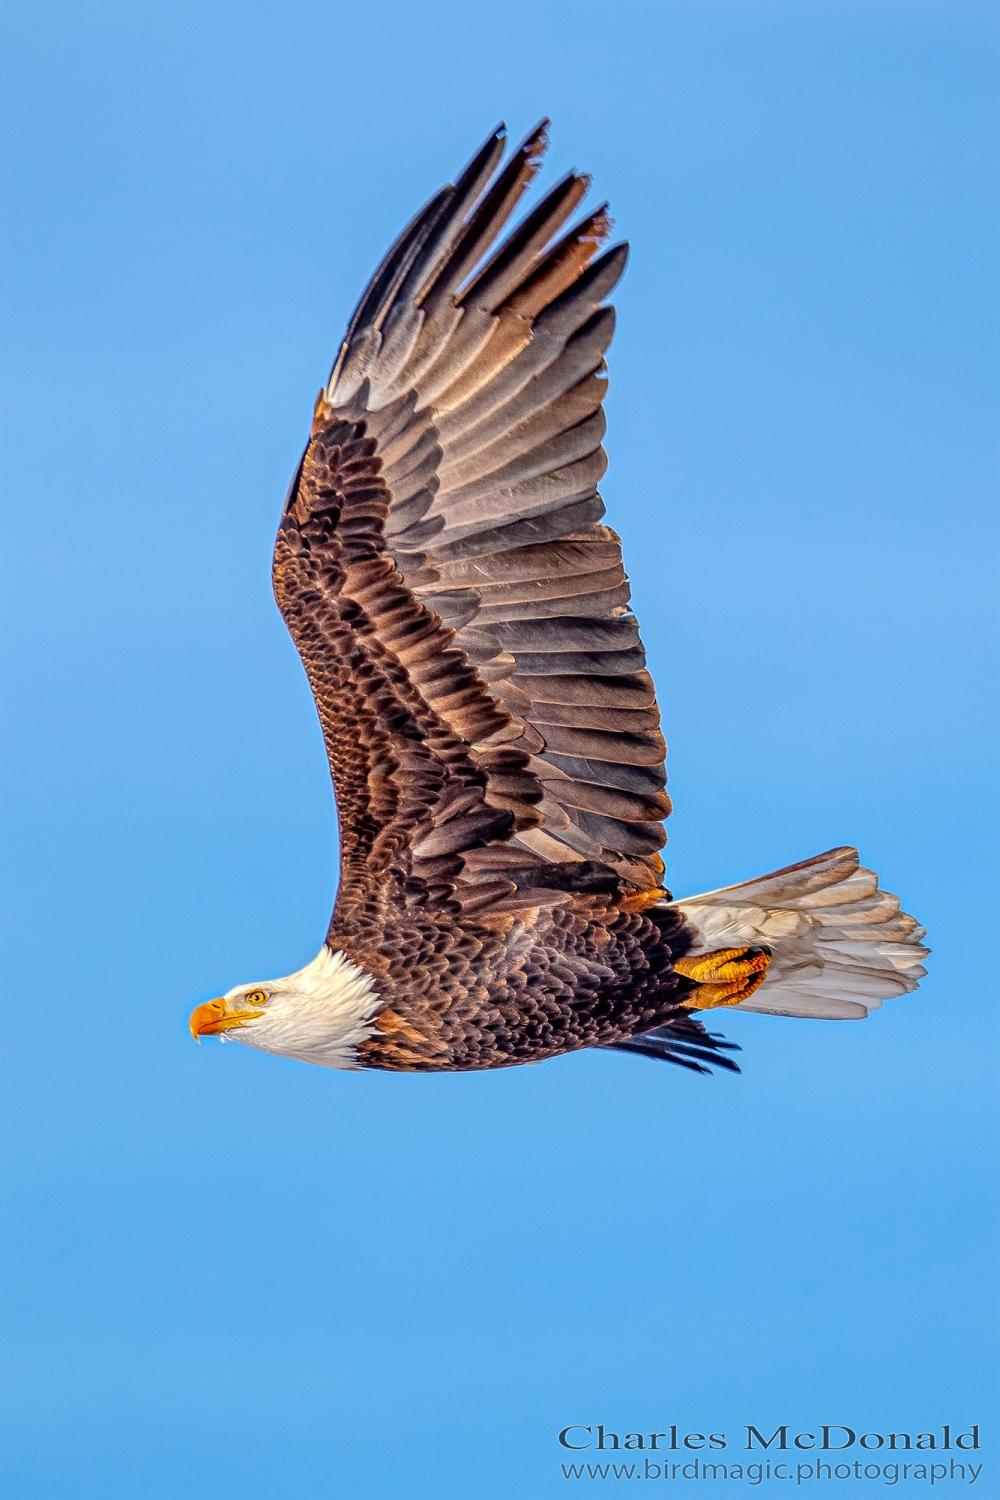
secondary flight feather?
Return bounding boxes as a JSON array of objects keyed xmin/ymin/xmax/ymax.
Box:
[{"xmin": 189, "ymin": 123, "xmax": 928, "ymax": 1073}]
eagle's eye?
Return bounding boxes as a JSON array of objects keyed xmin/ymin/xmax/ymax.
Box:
[{"xmin": 245, "ymin": 989, "xmax": 268, "ymax": 1006}]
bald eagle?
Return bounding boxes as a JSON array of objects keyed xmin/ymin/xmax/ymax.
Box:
[{"xmin": 189, "ymin": 123, "xmax": 927, "ymax": 1073}]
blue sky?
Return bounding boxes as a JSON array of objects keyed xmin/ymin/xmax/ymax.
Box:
[{"xmin": 1, "ymin": 2, "xmax": 997, "ymax": 1496}]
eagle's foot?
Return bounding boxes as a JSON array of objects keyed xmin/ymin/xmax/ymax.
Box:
[{"xmin": 674, "ymin": 946, "xmax": 771, "ymax": 1009}]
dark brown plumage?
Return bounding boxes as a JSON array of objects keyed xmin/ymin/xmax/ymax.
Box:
[
  {"xmin": 189, "ymin": 123, "xmax": 927, "ymax": 1073},
  {"xmin": 270, "ymin": 122, "xmax": 735, "ymax": 1070}
]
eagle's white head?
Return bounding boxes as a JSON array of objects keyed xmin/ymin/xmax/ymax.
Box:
[{"xmin": 189, "ymin": 945, "xmax": 381, "ymax": 1069}]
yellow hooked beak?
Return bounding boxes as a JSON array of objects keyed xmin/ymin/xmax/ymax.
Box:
[{"xmin": 189, "ymin": 999, "xmax": 265, "ymax": 1041}]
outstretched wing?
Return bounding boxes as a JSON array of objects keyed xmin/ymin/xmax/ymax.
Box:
[{"xmin": 274, "ymin": 124, "xmax": 670, "ymax": 938}]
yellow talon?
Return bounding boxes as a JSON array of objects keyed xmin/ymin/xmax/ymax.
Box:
[{"xmin": 675, "ymin": 946, "xmax": 771, "ymax": 1009}]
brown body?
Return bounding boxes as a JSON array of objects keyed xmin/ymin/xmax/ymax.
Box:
[{"xmin": 349, "ymin": 892, "xmax": 696, "ymax": 1072}]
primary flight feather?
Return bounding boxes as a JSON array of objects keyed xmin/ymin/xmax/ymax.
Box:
[{"xmin": 190, "ymin": 123, "xmax": 928, "ymax": 1073}]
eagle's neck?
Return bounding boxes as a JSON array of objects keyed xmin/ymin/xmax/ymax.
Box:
[{"xmin": 234, "ymin": 945, "xmax": 382, "ymax": 1070}]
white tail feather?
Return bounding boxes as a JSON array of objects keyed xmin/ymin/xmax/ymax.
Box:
[{"xmin": 674, "ymin": 848, "xmax": 928, "ymax": 1020}]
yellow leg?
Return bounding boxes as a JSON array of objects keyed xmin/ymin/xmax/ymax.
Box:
[{"xmin": 674, "ymin": 946, "xmax": 771, "ymax": 1009}]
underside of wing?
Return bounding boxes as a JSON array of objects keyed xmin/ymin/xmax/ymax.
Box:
[{"xmin": 298, "ymin": 123, "xmax": 669, "ymax": 901}]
